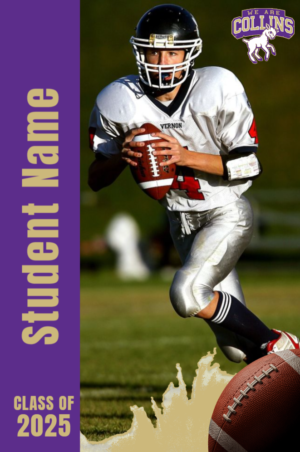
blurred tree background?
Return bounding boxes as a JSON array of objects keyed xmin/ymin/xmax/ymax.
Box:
[{"xmin": 80, "ymin": 0, "xmax": 300, "ymax": 255}]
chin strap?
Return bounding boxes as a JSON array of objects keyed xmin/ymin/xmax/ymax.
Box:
[
  {"xmin": 162, "ymin": 74, "xmax": 183, "ymax": 85},
  {"xmin": 140, "ymin": 70, "xmax": 191, "ymax": 97}
]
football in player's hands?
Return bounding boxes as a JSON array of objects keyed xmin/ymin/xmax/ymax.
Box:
[
  {"xmin": 130, "ymin": 123, "xmax": 176, "ymax": 200},
  {"xmin": 209, "ymin": 349, "xmax": 300, "ymax": 452}
]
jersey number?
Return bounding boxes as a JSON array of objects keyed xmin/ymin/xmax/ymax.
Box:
[
  {"xmin": 89, "ymin": 127, "xmax": 96, "ymax": 150},
  {"xmin": 248, "ymin": 118, "xmax": 258, "ymax": 144},
  {"xmin": 171, "ymin": 167, "xmax": 205, "ymax": 200}
]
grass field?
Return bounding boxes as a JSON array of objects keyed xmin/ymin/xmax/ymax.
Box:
[{"xmin": 80, "ymin": 265, "xmax": 300, "ymax": 442}]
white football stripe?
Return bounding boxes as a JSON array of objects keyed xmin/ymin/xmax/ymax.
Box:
[
  {"xmin": 132, "ymin": 134, "xmax": 161, "ymax": 142},
  {"xmin": 209, "ymin": 420, "xmax": 247, "ymax": 452},
  {"xmin": 276, "ymin": 350, "xmax": 300, "ymax": 375},
  {"xmin": 139, "ymin": 179, "xmax": 174, "ymax": 189}
]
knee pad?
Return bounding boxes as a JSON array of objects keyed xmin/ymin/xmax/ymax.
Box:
[{"xmin": 169, "ymin": 268, "xmax": 213, "ymax": 318}]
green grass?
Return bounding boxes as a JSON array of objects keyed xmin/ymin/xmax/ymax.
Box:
[{"xmin": 80, "ymin": 268, "xmax": 300, "ymax": 442}]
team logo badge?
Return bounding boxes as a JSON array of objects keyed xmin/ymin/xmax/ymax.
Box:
[{"xmin": 231, "ymin": 8, "xmax": 295, "ymax": 64}]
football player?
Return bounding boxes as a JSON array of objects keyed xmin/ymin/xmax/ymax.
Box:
[{"xmin": 88, "ymin": 4, "xmax": 299, "ymax": 363}]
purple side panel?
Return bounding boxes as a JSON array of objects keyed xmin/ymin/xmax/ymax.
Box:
[{"xmin": 0, "ymin": 1, "xmax": 80, "ymax": 450}]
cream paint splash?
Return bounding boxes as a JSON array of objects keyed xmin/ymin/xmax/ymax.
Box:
[{"xmin": 80, "ymin": 349, "xmax": 234, "ymax": 452}]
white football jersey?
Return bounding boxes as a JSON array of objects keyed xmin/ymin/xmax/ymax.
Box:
[{"xmin": 89, "ymin": 67, "xmax": 258, "ymax": 212}]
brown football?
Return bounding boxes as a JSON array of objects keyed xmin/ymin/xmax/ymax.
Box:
[
  {"xmin": 130, "ymin": 123, "xmax": 176, "ymax": 200},
  {"xmin": 209, "ymin": 349, "xmax": 300, "ymax": 452}
]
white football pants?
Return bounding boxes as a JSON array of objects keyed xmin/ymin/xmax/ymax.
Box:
[{"xmin": 167, "ymin": 196, "xmax": 254, "ymax": 362}]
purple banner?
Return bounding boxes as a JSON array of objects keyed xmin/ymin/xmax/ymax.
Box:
[
  {"xmin": 0, "ymin": 1, "xmax": 80, "ymax": 451},
  {"xmin": 232, "ymin": 8, "xmax": 295, "ymax": 39}
]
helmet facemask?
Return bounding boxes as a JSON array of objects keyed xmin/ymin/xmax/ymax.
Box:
[{"xmin": 130, "ymin": 34, "xmax": 202, "ymax": 89}]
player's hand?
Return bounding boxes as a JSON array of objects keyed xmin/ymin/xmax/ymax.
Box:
[
  {"xmin": 121, "ymin": 128, "xmax": 145, "ymax": 166},
  {"xmin": 151, "ymin": 132, "xmax": 190, "ymax": 166}
]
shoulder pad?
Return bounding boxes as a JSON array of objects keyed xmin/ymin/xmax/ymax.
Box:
[
  {"xmin": 96, "ymin": 75, "xmax": 142, "ymax": 123},
  {"xmin": 189, "ymin": 67, "xmax": 245, "ymax": 113}
]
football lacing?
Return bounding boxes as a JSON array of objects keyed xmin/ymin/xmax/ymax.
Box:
[
  {"xmin": 253, "ymin": 375, "xmax": 263, "ymax": 384},
  {"xmin": 233, "ymin": 397, "xmax": 242, "ymax": 406},
  {"xmin": 147, "ymin": 144, "xmax": 160, "ymax": 178},
  {"xmin": 261, "ymin": 369, "xmax": 271, "ymax": 378},
  {"xmin": 246, "ymin": 382, "xmax": 256, "ymax": 391},
  {"xmin": 223, "ymin": 364, "xmax": 279, "ymax": 423}
]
